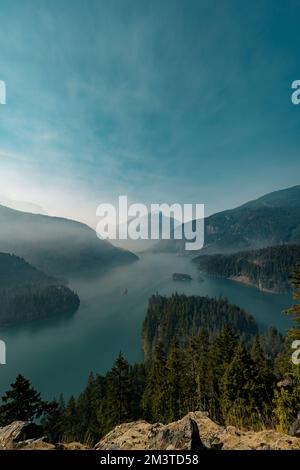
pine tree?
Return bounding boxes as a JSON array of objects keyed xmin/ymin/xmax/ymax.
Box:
[
  {"xmin": 186, "ymin": 330, "xmax": 210, "ymax": 414},
  {"xmin": 285, "ymin": 260, "xmax": 300, "ymax": 338},
  {"xmin": 220, "ymin": 340, "xmax": 258, "ymax": 427},
  {"xmin": 98, "ymin": 353, "xmax": 133, "ymax": 434},
  {"xmin": 63, "ymin": 396, "xmax": 78, "ymax": 442},
  {"xmin": 142, "ymin": 342, "xmax": 168, "ymax": 422},
  {"xmin": 214, "ymin": 325, "xmax": 239, "ymax": 365},
  {"xmin": 165, "ymin": 338, "xmax": 185, "ymax": 422},
  {"xmin": 130, "ymin": 363, "xmax": 146, "ymax": 421},
  {"xmin": 273, "ymin": 262, "xmax": 300, "ymax": 431},
  {"xmin": 250, "ymin": 336, "xmax": 275, "ymax": 424},
  {"xmin": 260, "ymin": 327, "xmax": 284, "ymax": 367},
  {"xmin": 273, "ymin": 373, "xmax": 300, "ymax": 434},
  {"xmin": 0, "ymin": 374, "xmax": 46, "ymax": 425},
  {"xmin": 208, "ymin": 326, "xmax": 239, "ymax": 420},
  {"xmin": 76, "ymin": 373, "xmax": 104, "ymax": 445},
  {"xmin": 41, "ymin": 395, "xmax": 66, "ymax": 443}
]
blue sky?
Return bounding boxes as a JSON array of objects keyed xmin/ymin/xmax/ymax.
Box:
[{"xmin": 0, "ymin": 0, "xmax": 300, "ymax": 227}]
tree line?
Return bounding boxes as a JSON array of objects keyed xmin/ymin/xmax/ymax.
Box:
[
  {"xmin": 142, "ymin": 293, "xmax": 258, "ymax": 362},
  {"xmin": 194, "ymin": 244, "xmax": 300, "ymax": 293}
]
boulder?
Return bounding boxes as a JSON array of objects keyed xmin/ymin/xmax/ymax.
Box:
[
  {"xmin": 289, "ymin": 413, "xmax": 300, "ymax": 438},
  {"xmin": 0, "ymin": 421, "xmax": 43, "ymax": 450},
  {"xmin": 95, "ymin": 412, "xmax": 223, "ymax": 451},
  {"xmin": 95, "ymin": 411, "xmax": 300, "ymax": 451}
]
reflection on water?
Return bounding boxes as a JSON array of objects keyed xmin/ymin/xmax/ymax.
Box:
[{"xmin": 0, "ymin": 253, "xmax": 292, "ymax": 399}]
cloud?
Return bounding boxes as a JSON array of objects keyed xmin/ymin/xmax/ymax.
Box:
[{"xmin": 0, "ymin": 0, "xmax": 299, "ymax": 223}]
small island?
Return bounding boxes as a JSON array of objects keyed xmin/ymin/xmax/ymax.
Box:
[{"xmin": 172, "ymin": 273, "xmax": 192, "ymax": 281}]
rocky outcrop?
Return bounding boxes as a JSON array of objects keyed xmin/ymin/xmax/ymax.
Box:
[
  {"xmin": 289, "ymin": 413, "xmax": 300, "ymax": 438},
  {"xmin": 0, "ymin": 422, "xmax": 90, "ymax": 450},
  {"xmin": 2, "ymin": 412, "xmax": 300, "ymax": 451},
  {"xmin": 0, "ymin": 421, "xmax": 44, "ymax": 450},
  {"xmin": 95, "ymin": 412, "xmax": 300, "ymax": 451},
  {"xmin": 95, "ymin": 414, "xmax": 220, "ymax": 451}
]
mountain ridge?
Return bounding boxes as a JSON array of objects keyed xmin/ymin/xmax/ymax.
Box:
[
  {"xmin": 0, "ymin": 204, "xmax": 138, "ymax": 277},
  {"xmin": 151, "ymin": 185, "xmax": 300, "ymax": 255},
  {"xmin": 194, "ymin": 244, "xmax": 300, "ymax": 293}
]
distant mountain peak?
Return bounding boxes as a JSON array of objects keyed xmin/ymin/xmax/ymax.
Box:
[{"xmin": 151, "ymin": 185, "xmax": 300, "ymax": 255}]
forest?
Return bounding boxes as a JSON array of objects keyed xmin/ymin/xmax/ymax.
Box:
[
  {"xmin": 0, "ymin": 262, "xmax": 299, "ymax": 446},
  {"xmin": 0, "ymin": 284, "xmax": 80, "ymax": 326},
  {"xmin": 0, "ymin": 252, "xmax": 80, "ymax": 326},
  {"xmin": 194, "ymin": 244, "xmax": 300, "ymax": 293},
  {"xmin": 142, "ymin": 293, "xmax": 258, "ymax": 362}
]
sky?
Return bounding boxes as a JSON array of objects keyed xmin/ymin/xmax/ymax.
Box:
[{"xmin": 0, "ymin": 0, "xmax": 300, "ymax": 228}]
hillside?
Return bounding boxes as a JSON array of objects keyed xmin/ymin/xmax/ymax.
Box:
[
  {"xmin": 152, "ymin": 185, "xmax": 300, "ymax": 255},
  {"xmin": 0, "ymin": 204, "xmax": 138, "ymax": 277},
  {"xmin": 0, "ymin": 253, "xmax": 79, "ymax": 326},
  {"xmin": 0, "ymin": 252, "xmax": 55, "ymax": 287},
  {"xmin": 194, "ymin": 244, "xmax": 300, "ymax": 293},
  {"xmin": 142, "ymin": 293, "xmax": 258, "ymax": 361}
]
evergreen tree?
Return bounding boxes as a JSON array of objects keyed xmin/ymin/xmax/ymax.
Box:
[
  {"xmin": 0, "ymin": 374, "xmax": 46, "ymax": 425},
  {"xmin": 41, "ymin": 395, "xmax": 66, "ymax": 443},
  {"xmin": 98, "ymin": 353, "xmax": 133, "ymax": 434},
  {"xmin": 165, "ymin": 338, "xmax": 185, "ymax": 422},
  {"xmin": 130, "ymin": 363, "xmax": 146, "ymax": 421},
  {"xmin": 63, "ymin": 396, "xmax": 78, "ymax": 442},
  {"xmin": 186, "ymin": 330, "xmax": 211, "ymax": 414},
  {"xmin": 142, "ymin": 342, "xmax": 168, "ymax": 422},
  {"xmin": 273, "ymin": 372, "xmax": 300, "ymax": 433},
  {"xmin": 285, "ymin": 260, "xmax": 300, "ymax": 338},
  {"xmin": 260, "ymin": 327, "xmax": 285, "ymax": 368},
  {"xmin": 76, "ymin": 373, "xmax": 104, "ymax": 445},
  {"xmin": 214, "ymin": 325, "xmax": 239, "ymax": 365},
  {"xmin": 274, "ymin": 261, "xmax": 300, "ymax": 431},
  {"xmin": 220, "ymin": 340, "xmax": 258, "ymax": 427},
  {"xmin": 250, "ymin": 336, "xmax": 275, "ymax": 423},
  {"xmin": 142, "ymin": 294, "xmax": 257, "ymax": 362},
  {"xmin": 208, "ymin": 326, "xmax": 239, "ymax": 420}
]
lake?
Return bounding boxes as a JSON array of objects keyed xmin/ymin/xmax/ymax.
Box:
[{"xmin": 0, "ymin": 253, "xmax": 293, "ymax": 399}]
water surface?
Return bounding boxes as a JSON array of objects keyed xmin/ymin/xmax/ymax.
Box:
[{"xmin": 0, "ymin": 253, "xmax": 292, "ymax": 399}]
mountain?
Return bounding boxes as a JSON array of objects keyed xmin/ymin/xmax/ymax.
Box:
[
  {"xmin": 194, "ymin": 244, "xmax": 300, "ymax": 293},
  {"xmin": 0, "ymin": 253, "xmax": 80, "ymax": 326},
  {"xmin": 0, "ymin": 204, "xmax": 138, "ymax": 277},
  {"xmin": 151, "ymin": 185, "xmax": 300, "ymax": 255},
  {"xmin": 110, "ymin": 211, "xmax": 181, "ymax": 253}
]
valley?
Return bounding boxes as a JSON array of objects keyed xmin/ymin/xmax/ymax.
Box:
[
  {"xmin": 0, "ymin": 252, "xmax": 292, "ymax": 399},
  {"xmin": 0, "ymin": 186, "xmax": 298, "ymax": 400}
]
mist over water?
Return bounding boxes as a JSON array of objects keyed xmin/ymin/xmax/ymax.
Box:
[{"xmin": 0, "ymin": 253, "xmax": 292, "ymax": 400}]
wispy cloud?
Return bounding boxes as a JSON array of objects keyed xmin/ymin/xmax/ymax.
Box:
[{"xmin": 0, "ymin": 0, "xmax": 299, "ymax": 224}]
